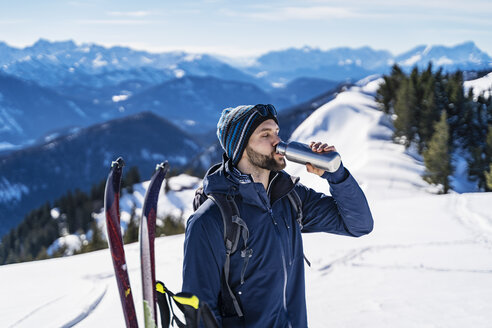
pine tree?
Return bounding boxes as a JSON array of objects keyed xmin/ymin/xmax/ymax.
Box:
[
  {"xmin": 122, "ymin": 166, "xmax": 141, "ymax": 194},
  {"xmin": 155, "ymin": 216, "xmax": 186, "ymax": 237},
  {"xmin": 90, "ymin": 221, "xmax": 108, "ymax": 251},
  {"xmin": 484, "ymin": 126, "xmax": 492, "ymax": 191},
  {"xmin": 418, "ymin": 64, "xmax": 440, "ymax": 152},
  {"xmin": 376, "ymin": 65, "xmax": 405, "ymax": 114},
  {"xmin": 423, "ymin": 111, "xmax": 453, "ymax": 193},
  {"xmin": 123, "ymin": 206, "xmax": 139, "ymax": 244},
  {"xmin": 446, "ymin": 71, "xmax": 465, "ymax": 146},
  {"xmin": 394, "ymin": 77, "xmax": 418, "ymax": 147},
  {"xmin": 485, "ymin": 164, "xmax": 492, "ymax": 191},
  {"xmin": 79, "ymin": 221, "xmax": 107, "ymax": 253},
  {"xmin": 468, "ymin": 146, "xmax": 488, "ymax": 190}
]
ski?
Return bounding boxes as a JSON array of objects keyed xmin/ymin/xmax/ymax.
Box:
[
  {"xmin": 104, "ymin": 157, "xmax": 138, "ymax": 328},
  {"xmin": 140, "ymin": 162, "xmax": 169, "ymax": 328}
]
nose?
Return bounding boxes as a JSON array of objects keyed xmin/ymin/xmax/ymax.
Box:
[{"xmin": 273, "ymin": 135, "xmax": 281, "ymax": 147}]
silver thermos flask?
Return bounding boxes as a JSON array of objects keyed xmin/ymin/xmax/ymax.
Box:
[{"xmin": 276, "ymin": 141, "xmax": 342, "ymax": 173}]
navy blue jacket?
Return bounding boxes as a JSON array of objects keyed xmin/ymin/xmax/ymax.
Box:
[{"xmin": 182, "ymin": 157, "xmax": 373, "ymax": 327}]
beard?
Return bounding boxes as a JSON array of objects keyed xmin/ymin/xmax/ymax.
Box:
[{"xmin": 246, "ymin": 145, "xmax": 286, "ymax": 172}]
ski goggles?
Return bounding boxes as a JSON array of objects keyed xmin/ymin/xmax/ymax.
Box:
[
  {"xmin": 252, "ymin": 104, "xmax": 277, "ymax": 117},
  {"xmin": 230, "ymin": 104, "xmax": 278, "ymax": 123}
]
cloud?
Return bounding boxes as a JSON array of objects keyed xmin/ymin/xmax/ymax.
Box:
[
  {"xmin": 107, "ymin": 11, "xmax": 151, "ymax": 17},
  {"xmin": 76, "ymin": 19, "xmax": 151, "ymax": 25},
  {"xmin": 222, "ymin": 5, "xmax": 360, "ymax": 21}
]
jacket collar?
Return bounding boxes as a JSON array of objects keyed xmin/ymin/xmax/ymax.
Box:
[{"xmin": 203, "ymin": 154, "xmax": 298, "ymax": 209}]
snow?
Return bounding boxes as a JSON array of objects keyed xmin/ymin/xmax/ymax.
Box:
[
  {"xmin": 92, "ymin": 53, "xmax": 108, "ymax": 68},
  {"xmin": 0, "ymin": 141, "xmax": 18, "ymax": 151},
  {"xmin": 47, "ymin": 235, "xmax": 82, "ymax": 256},
  {"xmin": 401, "ymin": 54, "xmax": 422, "ymax": 67},
  {"xmin": 464, "ymin": 72, "xmax": 492, "ymax": 99},
  {"xmin": 174, "ymin": 69, "xmax": 185, "ymax": 78},
  {"xmin": 435, "ymin": 56, "xmax": 454, "ymax": 66},
  {"xmin": 166, "ymin": 174, "xmax": 200, "ymax": 191},
  {"xmin": 50, "ymin": 208, "xmax": 60, "ymax": 219},
  {"xmin": 0, "ymin": 177, "xmax": 29, "ymax": 203},
  {"xmin": 68, "ymin": 101, "xmax": 87, "ymax": 118},
  {"xmin": 111, "ymin": 94, "xmax": 129, "ymax": 102},
  {"xmin": 2, "ymin": 77, "xmax": 492, "ymax": 327}
]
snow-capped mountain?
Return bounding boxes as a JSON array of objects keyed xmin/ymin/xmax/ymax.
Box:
[
  {"xmin": 395, "ymin": 41, "xmax": 491, "ymax": 71},
  {"xmin": 245, "ymin": 41, "xmax": 491, "ymax": 84},
  {"xmin": 0, "ymin": 39, "xmax": 263, "ymax": 89},
  {"xmin": 247, "ymin": 45, "xmax": 393, "ymax": 83},
  {"xmin": 0, "ymin": 112, "xmax": 202, "ymax": 236},
  {"xmin": 2, "ymin": 39, "xmax": 490, "ymax": 91}
]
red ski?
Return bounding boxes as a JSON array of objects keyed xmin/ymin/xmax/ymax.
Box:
[{"xmin": 104, "ymin": 157, "xmax": 138, "ymax": 328}]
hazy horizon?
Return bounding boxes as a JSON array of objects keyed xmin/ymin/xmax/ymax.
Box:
[{"xmin": 1, "ymin": 0, "xmax": 491, "ymax": 58}]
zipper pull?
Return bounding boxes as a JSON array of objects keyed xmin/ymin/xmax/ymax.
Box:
[{"xmin": 268, "ymin": 209, "xmax": 278, "ymax": 225}]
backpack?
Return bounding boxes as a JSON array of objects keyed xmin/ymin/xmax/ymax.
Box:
[{"xmin": 192, "ymin": 169, "xmax": 306, "ymax": 319}]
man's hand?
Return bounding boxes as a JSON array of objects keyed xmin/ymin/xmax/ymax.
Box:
[{"xmin": 306, "ymin": 141, "xmax": 337, "ymax": 176}]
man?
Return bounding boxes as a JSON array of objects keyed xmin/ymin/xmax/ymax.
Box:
[{"xmin": 182, "ymin": 104, "xmax": 373, "ymax": 327}]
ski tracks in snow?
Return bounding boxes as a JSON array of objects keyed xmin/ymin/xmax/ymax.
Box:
[
  {"xmin": 8, "ymin": 295, "xmax": 67, "ymax": 328},
  {"xmin": 451, "ymin": 194, "xmax": 492, "ymax": 250},
  {"xmin": 318, "ymin": 240, "xmax": 492, "ymax": 276},
  {"xmin": 7, "ymin": 275, "xmax": 109, "ymax": 328},
  {"xmin": 59, "ymin": 283, "xmax": 108, "ymax": 328},
  {"xmin": 316, "ymin": 194, "xmax": 492, "ymax": 277}
]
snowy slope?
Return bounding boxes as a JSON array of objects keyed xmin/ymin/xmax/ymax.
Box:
[
  {"xmin": 287, "ymin": 76, "xmax": 428, "ymax": 201},
  {"xmin": 2, "ymin": 78, "xmax": 492, "ymax": 328},
  {"xmin": 464, "ymin": 72, "xmax": 492, "ymax": 99}
]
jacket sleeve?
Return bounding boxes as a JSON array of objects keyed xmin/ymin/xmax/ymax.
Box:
[
  {"xmin": 182, "ymin": 204, "xmax": 225, "ymax": 326},
  {"xmin": 295, "ymin": 164, "xmax": 373, "ymax": 237}
]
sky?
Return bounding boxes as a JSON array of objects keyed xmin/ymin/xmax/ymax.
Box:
[{"xmin": 1, "ymin": 0, "xmax": 491, "ymax": 58}]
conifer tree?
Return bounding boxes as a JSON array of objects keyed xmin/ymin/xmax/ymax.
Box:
[
  {"xmin": 122, "ymin": 166, "xmax": 141, "ymax": 194},
  {"xmin": 468, "ymin": 146, "xmax": 488, "ymax": 190},
  {"xmin": 484, "ymin": 126, "xmax": 492, "ymax": 191},
  {"xmin": 423, "ymin": 111, "xmax": 453, "ymax": 193},
  {"xmin": 446, "ymin": 71, "xmax": 465, "ymax": 145},
  {"xmin": 418, "ymin": 64, "xmax": 440, "ymax": 152},
  {"xmin": 376, "ymin": 64, "xmax": 404, "ymax": 114},
  {"xmin": 394, "ymin": 77, "xmax": 418, "ymax": 147},
  {"xmin": 485, "ymin": 164, "xmax": 492, "ymax": 191},
  {"xmin": 89, "ymin": 221, "xmax": 107, "ymax": 251},
  {"xmin": 123, "ymin": 206, "xmax": 139, "ymax": 244}
]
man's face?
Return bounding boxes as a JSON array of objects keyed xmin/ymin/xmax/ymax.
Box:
[{"xmin": 244, "ymin": 119, "xmax": 286, "ymax": 171}]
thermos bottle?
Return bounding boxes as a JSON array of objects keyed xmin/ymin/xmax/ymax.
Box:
[{"xmin": 276, "ymin": 141, "xmax": 342, "ymax": 173}]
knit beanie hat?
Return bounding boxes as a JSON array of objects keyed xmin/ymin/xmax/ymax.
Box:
[{"xmin": 217, "ymin": 104, "xmax": 278, "ymax": 166}]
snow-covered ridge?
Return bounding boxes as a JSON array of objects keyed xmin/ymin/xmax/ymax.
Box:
[
  {"xmin": 287, "ymin": 76, "xmax": 427, "ymax": 200},
  {"xmin": 464, "ymin": 72, "xmax": 492, "ymax": 99}
]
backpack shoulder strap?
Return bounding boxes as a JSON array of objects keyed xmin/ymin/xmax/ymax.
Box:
[
  {"xmin": 286, "ymin": 188, "xmax": 303, "ymax": 229},
  {"xmin": 207, "ymin": 192, "xmax": 248, "ymax": 318},
  {"xmin": 286, "ymin": 189, "xmax": 311, "ymax": 267},
  {"xmin": 193, "ymin": 186, "xmax": 207, "ymax": 212}
]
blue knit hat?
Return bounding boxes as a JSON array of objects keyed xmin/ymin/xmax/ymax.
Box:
[{"xmin": 217, "ymin": 104, "xmax": 278, "ymax": 166}]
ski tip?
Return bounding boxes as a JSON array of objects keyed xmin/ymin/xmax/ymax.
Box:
[
  {"xmin": 155, "ymin": 161, "xmax": 169, "ymax": 172},
  {"xmin": 112, "ymin": 157, "xmax": 126, "ymax": 169}
]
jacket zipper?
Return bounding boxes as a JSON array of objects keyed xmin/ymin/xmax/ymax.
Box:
[
  {"xmin": 268, "ymin": 208, "xmax": 292, "ymax": 327},
  {"xmin": 268, "ymin": 173, "xmax": 294, "ymax": 265}
]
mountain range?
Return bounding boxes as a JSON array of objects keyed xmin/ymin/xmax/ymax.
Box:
[
  {"xmin": 1, "ymin": 39, "xmax": 490, "ymax": 149},
  {"xmin": 0, "ymin": 39, "xmax": 491, "ymax": 236},
  {"xmin": 2, "ymin": 40, "xmax": 490, "ymax": 88}
]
